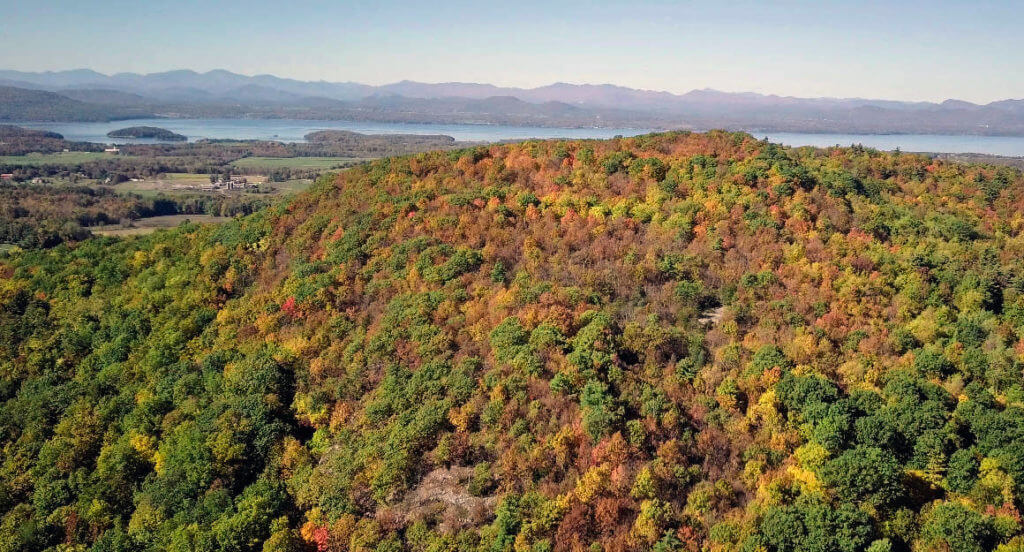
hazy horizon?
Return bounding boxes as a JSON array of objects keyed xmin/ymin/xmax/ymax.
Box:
[
  {"xmin": 3, "ymin": 0, "xmax": 1023, "ymax": 104},
  {"xmin": 3, "ymin": 66, "xmax": 1022, "ymax": 106}
]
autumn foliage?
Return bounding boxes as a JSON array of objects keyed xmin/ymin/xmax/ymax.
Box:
[{"xmin": 2, "ymin": 131, "xmax": 1024, "ymax": 551}]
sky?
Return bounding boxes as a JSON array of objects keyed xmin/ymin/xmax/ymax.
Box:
[{"xmin": 2, "ymin": 0, "xmax": 1022, "ymax": 103}]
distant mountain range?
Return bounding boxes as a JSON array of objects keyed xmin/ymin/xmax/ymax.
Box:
[{"xmin": 2, "ymin": 68, "xmax": 1024, "ymax": 135}]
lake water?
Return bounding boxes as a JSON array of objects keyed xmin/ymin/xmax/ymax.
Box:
[
  {"xmin": 15, "ymin": 119, "xmax": 653, "ymax": 144},
  {"xmin": 760, "ymin": 132, "xmax": 1024, "ymax": 157},
  {"xmin": 15, "ymin": 119, "xmax": 1024, "ymax": 157}
]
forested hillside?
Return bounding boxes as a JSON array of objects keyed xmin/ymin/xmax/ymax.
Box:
[
  {"xmin": 3, "ymin": 131, "xmax": 1024, "ymax": 551},
  {"xmin": 0, "ymin": 86, "xmax": 151, "ymax": 122}
]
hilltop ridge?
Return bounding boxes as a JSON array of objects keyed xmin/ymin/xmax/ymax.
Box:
[{"xmin": 2, "ymin": 132, "xmax": 1024, "ymax": 550}]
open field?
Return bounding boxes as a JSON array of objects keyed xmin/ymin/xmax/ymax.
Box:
[
  {"xmin": 269, "ymin": 178, "xmax": 315, "ymax": 194},
  {"xmin": 90, "ymin": 214, "xmax": 232, "ymax": 237},
  {"xmin": 0, "ymin": 152, "xmax": 115, "ymax": 166},
  {"xmin": 3, "ymin": 170, "xmax": 315, "ymax": 198},
  {"xmin": 116, "ymin": 173, "xmax": 224, "ymax": 196},
  {"xmin": 229, "ymin": 156, "xmax": 363, "ymax": 170},
  {"xmin": 114, "ymin": 172, "xmax": 313, "ymax": 197},
  {"xmin": 5, "ymin": 176, "xmax": 104, "ymax": 187}
]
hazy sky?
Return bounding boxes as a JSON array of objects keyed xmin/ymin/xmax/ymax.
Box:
[{"xmin": 2, "ymin": 0, "xmax": 1022, "ymax": 103}]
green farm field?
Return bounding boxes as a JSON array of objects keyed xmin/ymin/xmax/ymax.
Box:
[
  {"xmin": 0, "ymin": 152, "xmax": 115, "ymax": 166},
  {"xmin": 229, "ymin": 156, "xmax": 363, "ymax": 170}
]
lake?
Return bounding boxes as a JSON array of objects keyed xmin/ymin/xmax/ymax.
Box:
[
  {"xmin": 15, "ymin": 119, "xmax": 653, "ymax": 144},
  {"xmin": 15, "ymin": 119, "xmax": 1024, "ymax": 156},
  {"xmin": 760, "ymin": 132, "xmax": 1024, "ymax": 157}
]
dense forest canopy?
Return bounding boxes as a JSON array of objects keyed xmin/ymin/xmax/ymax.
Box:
[
  {"xmin": 0, "ymin": 86, "xmax": 151, "ymax": 122},
  {"xmin": 2, "ymin": 131, "xmax": 1024, "ymax": 551},
  {"xmin": 0, "ymin": 125, "xmax": 64, "ymax": 140},
  {"xmin": 0, "ymin": 183, "xmax": 271, "ymax": 249},
  {"xmin": 0, "ymin": 125, "xmax": 102, "ymax": 155},
  {"xmin": 106, "ymin": 127, "xmax": 187, "ymax": 142}
]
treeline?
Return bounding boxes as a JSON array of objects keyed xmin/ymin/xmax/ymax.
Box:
[
  {"xmin": 123, "ymin": 132, "xmax": 462, "ymax": 158},
  {"xmin": 303, "ymin": 130, "xmax": 458, "ymax": 156},
  {"xmin": 0, "ymin": 184, "xmax": 270, "ymax": 248},
  {"xmin": 0, "ymin": 125, "xmax": 104, "ymax": 155},
  {"xmin": 0, "ymin": 157, "xmax": 328, "ymax": 184},
  {"xmin": 2, "ymin": 132, "xmax": 1024, "ymax": 551},
  {"xmin": 0, "ymin": 184, "xmax": 159, "ymax": 247},
  {"xmin": 0, "ymin": 161, "xmax": 192, "ymax": 182},
  {"xmin": 1, "ymin": 125, "xmax": 463, "ymax": 162},
  {"xmin": 0, "ymin": 129, "xmax": 465, "ymax": 181},
  {"xmin": 934, "ymin": 152, "xmax": 1024, "ymax": 170}
]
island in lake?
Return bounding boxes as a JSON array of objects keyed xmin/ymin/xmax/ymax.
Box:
[{"xmin": 106, "ymin": 126, "xmax": 186, "ymax": 141}]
